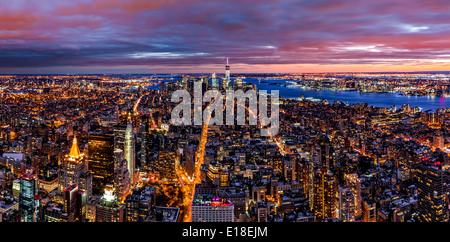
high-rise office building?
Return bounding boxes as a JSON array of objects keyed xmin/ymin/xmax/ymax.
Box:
[
  {"xmin": 221, "ymin": 58, "xmax": 231, "ymax": 90},
  {"xmin": 225, "ymin": 58, "xmax": 230, "ymax": 84},
  {"xmin": 19, "ymin": 167, "xmax": 41, "ymax": 222},
  {"xmin": 63, "ymin": 184, "xmax": 87, "ymax": 222},
  {"xmin": 344, "ymin": 173, "xmax": 362, "ymax": 218},
  {"xmin": 95, "ymin": 184, "xmax": 124, "ymax": 222},
  {"xmin": 88, "ymin": 134, "xmax": 115, "ymax": 195},
  {"xmin": 58, "ymin": 137, "xmax": 92, "ymax": 200},
  {"xmin": 125, "ymin": 120, "xmax": 135, "ymax": 185},
  {"xmin": 157, "ymin": 150, "xmax": 176, "ymax": 182},
  {"xmin": 140, "ymin": 114, "xmax": 150, "ymax": 169},
  {"xmin": 337, "ymin": 185, "xmax": 355, "ymax": 222},
  {"xmin": 312, "ymin": 167, "xmax": 336, "ymax": 221},
  {"xmin": 283, "ymin": 157, "xmax": 295, "ymax": 181},
  {"xmin": 115, "ymin": 119, "xmax": 135, "ymax": 187},
  {"xmin": 416, "ymin": 159, "xmax": 449, "ymax": 222},
  {"xmin": 113, "ymin": 124, "xmax": 127, "ymax": 150},
  {"xmin": 113, "ymin": 149, "xmax": 131, "ymax": 202}
]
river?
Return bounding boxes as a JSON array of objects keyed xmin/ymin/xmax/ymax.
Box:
[
  {"xmin": 145, "ymin": 77, "xmax": 449, "ymax": 112},
  {"xmin": 243, "ymin": 78, "xmax": 449, "ymax": 112}
]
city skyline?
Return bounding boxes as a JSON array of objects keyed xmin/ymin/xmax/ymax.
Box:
[
  {"xmin": 1, "ymin": 70, "xmax": 450, "ymax": 224},
  {"xmin": 1, "ymin": 0, "xmax": 450, "ymax": 74},
  {"xmin": 3, "ymin": 0, "xmax": 450, "ymax": 230}
]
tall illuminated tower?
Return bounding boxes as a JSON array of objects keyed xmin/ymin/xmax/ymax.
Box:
[
  {"xmin": 140, "ymin": 114, "xmax": 149, "ymax": 169},
  {"xmin": 223, "ymin": 58, "xmax": 231, "ymax": 90},
  {"xmin": 88, "ymin": 134, "xmax": 114, "ymax": 195},
  {"xmin": 312, "ymin": 167, "xmax": 336, "ymax": 221},
  {"xmin": 125, "ymin": 119, "xmax": 135, "ymax": 185},
  {"xmin": 59, "ymin": 136, "xmax": 92, "ymax": 199},
  {"xmin": 416, "ymin": 159, "xmax": 449, "ymax": 222},
  {"xmin": 113, "ymin": 148, "xmax": 131, "ymax": 201},
  {"xmin": 19, "ymin": 167, "xmax": 41, "ymax": 222},
  {"xmin": 225, "ymin": 58, "xmax": 230, "ymax": 81}
]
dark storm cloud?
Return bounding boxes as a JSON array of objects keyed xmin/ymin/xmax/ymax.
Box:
[{"xmin": 0, "ymin": 0, "xmax": 449, "ymax": 73}]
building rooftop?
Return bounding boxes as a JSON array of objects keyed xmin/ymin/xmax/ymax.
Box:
[
  {"xmin": 0, "ymin": 199, "xmax": 17, "ymax": 212},
  {"xmin": 192, "ymin": 196, "xmax": 233, "ymax": 207},
  {"xmin": 69, "ymin": 136, "xmax": 81, "ymax": 159},
  {"xmin": 153, "ymin": 206, "xmax": 180, "ymax": 222}
]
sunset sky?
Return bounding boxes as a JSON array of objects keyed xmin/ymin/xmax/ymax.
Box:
[{"xmin": 1, "ymin": 0, "xmax": 450, "ymax": 74}]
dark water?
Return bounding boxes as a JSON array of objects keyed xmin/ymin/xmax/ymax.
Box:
[
  {"xmin": 144, "ymin": 77, "xmax": 449, "ymax": 112},
  {"xmin": 243, "ymin": 78, "xmax": 449, "ymax": 112}
]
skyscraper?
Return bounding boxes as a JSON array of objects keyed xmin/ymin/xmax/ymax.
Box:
[
  {"xmin": 344, "ymin": 173, "xmax": 362, "ymax": 219},
  {"xmin": 416, "ymin": 159, "xmax": 449, "ymax": 222},
  {"xmin": 63, "ymin": 184, "xmax": 87, "ymax": 222},
  {"xmin": 88, "ymin": 134, "xmax": 115, "ymax": 195},
  {"xmin": 113, "ymin": 148, "xmax": 131, "ymax": 201},
  {"xmin": 58, "ymin": 136, "xmax": 92, "ymax": 200},
  {"xmin": 337, "ymin": 185, "xmax": 355, "ymax": 222},
  {"xmin": 113, "ymin": 124, "xmax": 127, "ymax": 151},
  {"xmin": 222, "ymin": 58, "xmax": 231, "ymax": 90},
  {"xmin": 19, "ymin": 167, "xmax": 41, "ymax": 222},
  {"xmin": 157, "ymin": 150, "xmax": 176, "ymax": 182},
  {"xmin": 312, "ymin": 167, "xmax": 336, "ymax": 221},
  {"xmin": 95, "ymin": 184, "xmax": 124, "ymax": 222},
  {"xmin": 211, "ymin": 73, "xmax": 219, "ymax": 89},
  {"xmin": 125, "ymin": 120, "xmax": 135, "ymax": 185},
  {"xmin": 225, "ymin": 58, "xmax": 230, "ymax": 83},
  {"xmin": 140, "ymin": 114, "xmax": 150, "ymax": 169}
]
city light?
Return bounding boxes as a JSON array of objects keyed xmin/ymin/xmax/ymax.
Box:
[{"xmin": 1, "ymin": 0, "xmax": 450, "ymax": 233}]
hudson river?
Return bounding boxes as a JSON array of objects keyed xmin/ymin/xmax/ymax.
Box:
[
  {"xmin": 243, "ymin": 78, "xmax": 449, "ymax": 112},
  {"xmin": 146, "ymin": 76, "xmax": 449, "ymax": 112}
]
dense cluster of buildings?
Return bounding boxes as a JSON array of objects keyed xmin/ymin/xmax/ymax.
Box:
[
  {"xmin": 0, "ymin": 66, "xmax": 450, "ymax": 222},
  {"xmin": 282, "ymin": 72, "xmax": 450, "ymax": 96}
]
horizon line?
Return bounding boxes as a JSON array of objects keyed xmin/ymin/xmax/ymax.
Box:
[{"xmin": 2, "ymin": 70, "xmax": 450, "ymax": 76}]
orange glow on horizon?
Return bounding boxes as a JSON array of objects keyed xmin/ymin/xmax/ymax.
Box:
[{"xmin": 221, "ymin": 63, "xmax": 450, "ymax": 74}]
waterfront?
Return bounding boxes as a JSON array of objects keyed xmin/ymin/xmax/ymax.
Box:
[
  {"xmin": 142, "ymin": 75, "xmax": 450, "ymax": 112},
  {"xmin": 242, "ymin": 78, "xmax": 450, "ymax": 112}
]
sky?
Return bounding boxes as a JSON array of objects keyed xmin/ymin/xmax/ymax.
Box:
[{"xmin": 1, "ymin": 0, "xmax": 450, "ymax": 74}]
